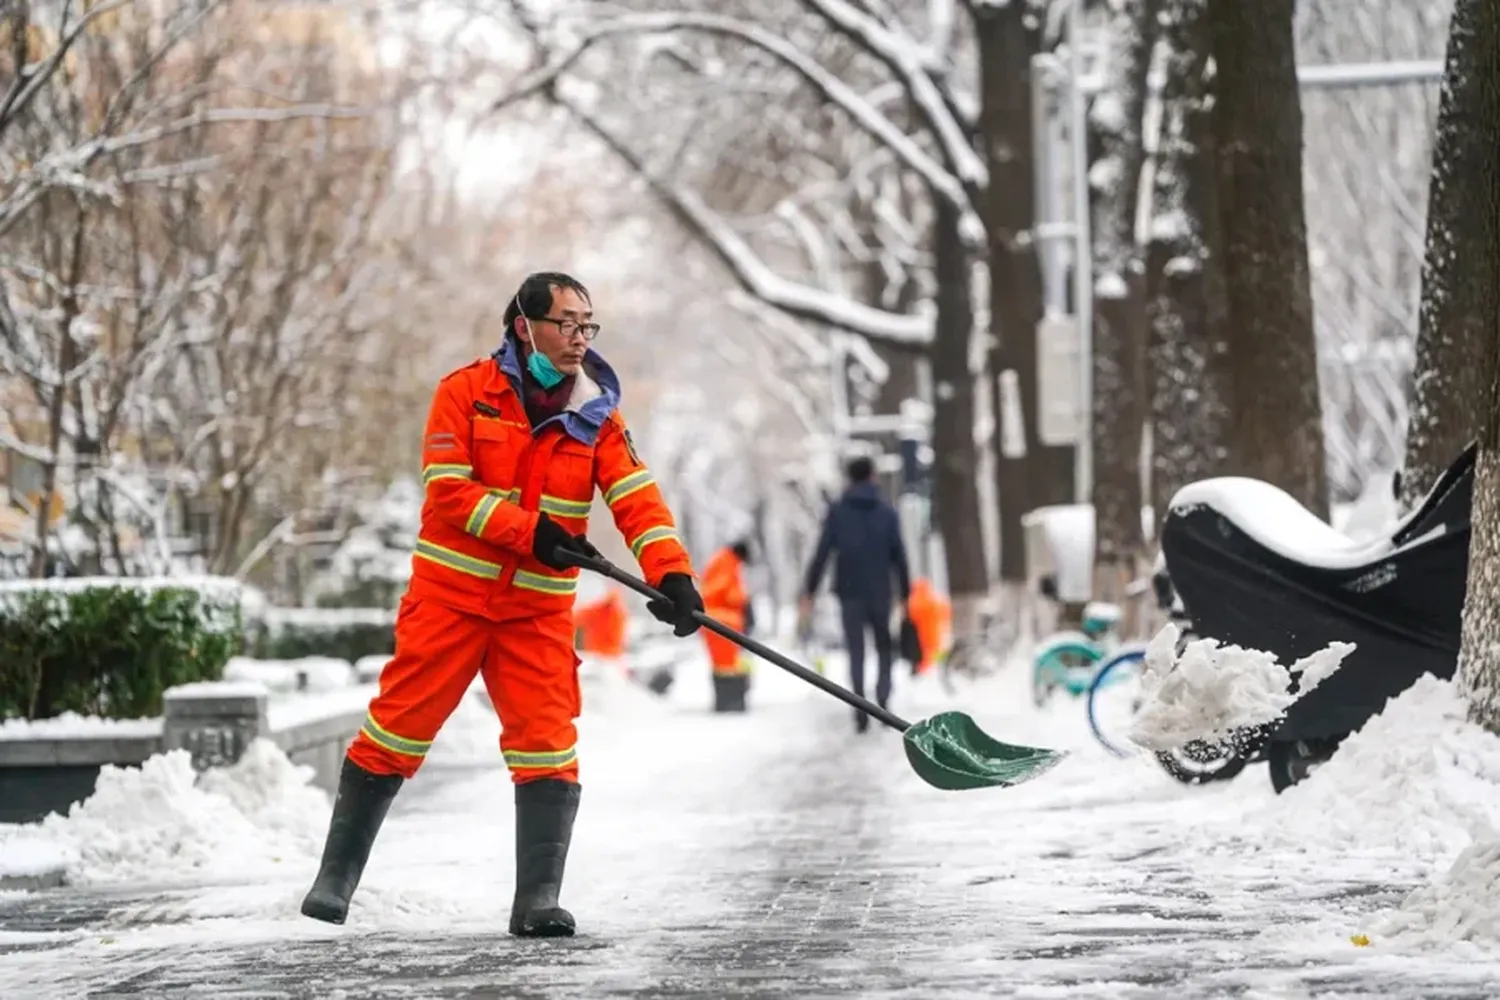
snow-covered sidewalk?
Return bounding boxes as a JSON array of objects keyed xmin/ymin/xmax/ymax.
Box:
[{"xmin": 1, "ymin": 639, "xmax": 1499, "ymax": 997}]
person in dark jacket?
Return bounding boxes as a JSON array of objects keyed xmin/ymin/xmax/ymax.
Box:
[{"xmin": 800, "ymin": 456, "xmax": 912, "ymax": 732}]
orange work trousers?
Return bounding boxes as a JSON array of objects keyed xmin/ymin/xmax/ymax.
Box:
[
  {"xmin": 349, "ymin": 596, "xmax": 581, "ymax": 784},
  {"xmin": 703, "ymin": 607, "xmax": 747, "ymax": 676}
]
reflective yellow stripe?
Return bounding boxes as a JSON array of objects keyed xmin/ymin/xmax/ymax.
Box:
[
  {"xmin": 466, "ymin": 493, "xmax": 501, "ymax": 536},
  {"xmin": 503, "ymin": 746, "xmax": 578, "ymax": 769},
  {"xmin": 360, "ymin": 713, "xmax": 432, "ymax": 758},
  {"xmin": 630, "ymin": 525, "xmax": 679, "ymax": 560},
  {"xmin": 482, "ymin": 489, "xmax": 587, "ymax": 520},
  {"xmin": 512, "ymin": 569, "xmax": 578, "ymax": 595},
  {"xmin": 423, "ymin": 463, "xmax": 473, "ymax": 485},
  {"xmin": 539, "ymin": 494, "xmax": 592, "ymax": 519},
  {"xmin": 604, "ymin": 469, "xmax": 654, "ymax": 505},
  {"xmin": 413, "ymin": 538, "xmax": 502, "ymax": 579}
]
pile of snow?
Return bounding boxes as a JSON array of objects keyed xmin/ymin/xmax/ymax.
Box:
[
  {"xmin": 1249, "ymin": 674, "xmax": 1500, "ymax": 860},
  {"xmin": 224, "ymin": 656, "xmax": 356, "ymax": 693},
  {"xmin": 0, "ymin": 712, "xmax": 161, "ymax": 740},
  {"xmin": 0, "ymin": 740, "xmax": 331, "ymax": 885},
  {"xmin": 0, "ymin": 835, "xmax": 75, "ymax": 879},
  {"xmin": 1368, "ymin": 839, "xmax": 1500, "ymax": 954},
  {"xmin": 1127, "ymin": 622, "xmax": 1353, "ymax": 750}
]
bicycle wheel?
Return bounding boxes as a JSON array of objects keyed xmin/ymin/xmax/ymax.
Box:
[
  {"xmin": 1031, "ymin": 634, "xmax": 1102, "ymax": 707},
  {"xmin": 1086, "ymin": 649, "xmax": 1146, "ymax": 757}
]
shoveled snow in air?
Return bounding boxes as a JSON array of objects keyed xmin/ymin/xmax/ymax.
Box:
[{"xmin": 1126, "ymin": 621, "xmax": 1355, "ymax": 750}]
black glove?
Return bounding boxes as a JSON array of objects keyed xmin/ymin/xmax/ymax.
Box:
[
  {"xmin": 647, "ymin": 572, "xmax": 704, "ymax": 637},
  {"xmin": 531, "ymin": 513, "xmax": 601, "ymax": 571}
]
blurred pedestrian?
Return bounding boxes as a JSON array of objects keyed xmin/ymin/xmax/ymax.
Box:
[{"xmin": 800, "ymin": 456, "xmax": 912, "ymax": 732}]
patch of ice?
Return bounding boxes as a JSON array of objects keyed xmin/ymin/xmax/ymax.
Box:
[
  {"xmin": 20, "ymin": 740, "xmax": 330, "ymax": 885},
  {"xmin": 0, "ymin": 713, "xmax": 162, "ymax": 741},
  {"xmin": 1252, "ymin": 674, "xmax": 1500, "ymax": 860},
  {"xmin": 1127, "ymin": 623, "xmax": 1353, "ymax": 750}
]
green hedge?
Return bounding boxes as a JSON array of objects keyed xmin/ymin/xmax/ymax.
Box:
[
  {"xmin": 245, "ymin": 607, "xmax": 396, "ymax": 663},
  {"xmin": 0, "ymin": 579, "xmax": 242, "ymax": 722}
]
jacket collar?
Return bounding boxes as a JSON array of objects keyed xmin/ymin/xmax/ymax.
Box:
[{"xmin": 488, "ymin": 335, "xmax": 622, "ymax": 445}]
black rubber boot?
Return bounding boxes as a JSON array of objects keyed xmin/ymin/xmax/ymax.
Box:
[
  {"xmin": 509, "ymin": 778, "xmax": 581, "ymax": 937},
  {"xmin": 712, "ymin": 675, "xmax": 733, "ymax": 712},
  {"xmin": 300, "ymin": 758, "xmax": 404, "ymax": 925},
  {"xmin": 727, "ymin": 674, "xmax": 750, "ymax": 712}
]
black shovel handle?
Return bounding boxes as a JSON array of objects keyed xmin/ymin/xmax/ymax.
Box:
[{"xmin": 563, "ymin": 551, "xmax": 912, "ymax": 732}]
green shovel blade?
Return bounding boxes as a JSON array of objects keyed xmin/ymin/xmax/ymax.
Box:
[{"xmin": 902, "ymin": 710, "xmax": 1067, "ymax": 791}]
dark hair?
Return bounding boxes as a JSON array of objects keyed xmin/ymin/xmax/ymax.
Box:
[
  {"xmin": 502, "ymin": 271, "xmax": 591, "ymax": 336},
  {"xmin": 730, "ymin": 540, "xmax": 751, "ymax": 561},
  {"xmin": 846, "ymin": 456, "xmax": 875, "ymax": 483}
]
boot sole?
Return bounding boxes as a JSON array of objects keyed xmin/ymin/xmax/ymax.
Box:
[
  {"xmin": 300, "ymin": 896, "xmax": 349, "ymax": 925},
  {"xmin": 510, "ymin": 921, "xmax": 576, "ymax": 938}
]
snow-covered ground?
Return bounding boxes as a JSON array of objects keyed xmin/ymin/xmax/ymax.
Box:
[{"xmin": 2, "ymin": 635, "xmax": 1499, "ymax": 996}]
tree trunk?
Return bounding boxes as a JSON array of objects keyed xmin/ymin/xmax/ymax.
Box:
[
  {"xmin": 972, "ymin": 1, "xmax": 1072, "ymax": 585},
  {"xmin": 30, "ymin": 210, "xmax": 88, "ymax": 578},
  {"xmin": 1089, "ymin": 0, "xmax": 1158, "ymax": 571},
  {"xmin": 1148, "ymin": 0, "xmax": 1233, "ymax": 525},
  {"xmin": 1400, "ymin": 0, "xmax": 1499, "ymax": 512},
  {"xmin": 1208, "ymin": 0, "xmax": 1329, "ymax": 519},
  {"xmin": 929, "ymin": 194, "xmax": 990, "ymax": 624},
  {"xmin": 1430, "ymin": 0, "xmax": 1500, "ymax": 731}
]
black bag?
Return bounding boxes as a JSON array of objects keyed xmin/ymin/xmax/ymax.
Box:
[{"xmin": 899, "ymin": 616, "xmax": 923, "ymax": 669}]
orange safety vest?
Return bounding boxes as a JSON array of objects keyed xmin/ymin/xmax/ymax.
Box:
[{"xmin": 407, "ymin": 340, "xmax": 692, "ymax": 621}]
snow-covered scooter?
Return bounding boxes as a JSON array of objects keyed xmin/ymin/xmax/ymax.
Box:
[{"xmin": 1151, "ymin": 442, "xmax": 1475, "ymax": 792}]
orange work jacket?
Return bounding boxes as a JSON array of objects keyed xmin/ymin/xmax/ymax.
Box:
[
  {"xmin": 576, "ymin": 590, "xmax": 629, "ymax": 656},
  {"xmin": 700, "ymin": 546, "xmax": 747, "ymax": 631},
  {"xmin": 908, "ymin": 578, "xmax": 950, "ymax": 672},
  {"xmin": 407, "ymin": 339, "xmax": 693, "ymax": 622}
]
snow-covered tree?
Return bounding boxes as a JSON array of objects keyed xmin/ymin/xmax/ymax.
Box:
[
  {"xmin": 1210, "ymin": 0, "xmax": 1329, "ymax": 519},
  {"xmin": 1399, "ymin": 0, "xmax": 1491, "ymax": 510},
  {"xmin": 1087, "ymin": 0, "xmax": 1157, "ymax": 580},
  {"xmin": 1146, "ymin": 0, "xmax": 1231, "ymax": 524},
  {"xmin": 1417, "ymin": 0, "xmax": 1500, "ymax": 731}
]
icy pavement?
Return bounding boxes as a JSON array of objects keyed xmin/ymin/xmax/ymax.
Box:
[{"xmin": 3, "ymin": 647, "xmax": 1500, "ymax": 998}]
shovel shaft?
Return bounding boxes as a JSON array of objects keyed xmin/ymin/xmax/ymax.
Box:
[{"xmin": 574, "ymin": 554, "xmax": 912, "ymax": 732}]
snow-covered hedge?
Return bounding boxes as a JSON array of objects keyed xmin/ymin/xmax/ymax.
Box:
[
  {"xmin": 0, "ymin": 576, "xmax": 242, "ymax": 722},
  {"xmin": 243, "ymin": 606, "xmax": 395, "ymax": 664}
]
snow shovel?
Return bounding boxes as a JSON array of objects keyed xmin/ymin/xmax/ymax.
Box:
[{"xmin": 562, "ymin": 552, "xmax": 1066, "ymax": 791}]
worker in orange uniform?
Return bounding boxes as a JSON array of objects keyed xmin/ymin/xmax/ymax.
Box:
[
  {"xmin": 575, "ymin": 588, "xmax": 629, "ymax": 659},
  {"xmin": 906, "ymin": 578, "xmax": 950, "ymax": 675},
  {"xmin": 300, "ymin": 272, "xmax": 703, "ymax": 937},
  {"xmin": 700, "ymin": 539, "xmax": 753, "ymax": 712}
]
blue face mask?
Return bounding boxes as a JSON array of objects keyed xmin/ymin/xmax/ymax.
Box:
[
  {"xmin": 519, "ymin": 318, "xmax": 566, "ymax": 389},
  {"xmin": 527, "ymin": 346, "xmax": 565, "ymax": 389}
]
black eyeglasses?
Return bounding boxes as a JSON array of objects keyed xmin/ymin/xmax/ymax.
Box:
[{"xmin": 535, "ymin": 315, "xmax": 601, "ymax": 342}]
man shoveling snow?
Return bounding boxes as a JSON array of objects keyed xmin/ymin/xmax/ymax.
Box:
[{"xmin": 1127, "ymin": 622, "xmax": 1355, "ymax": 752}]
